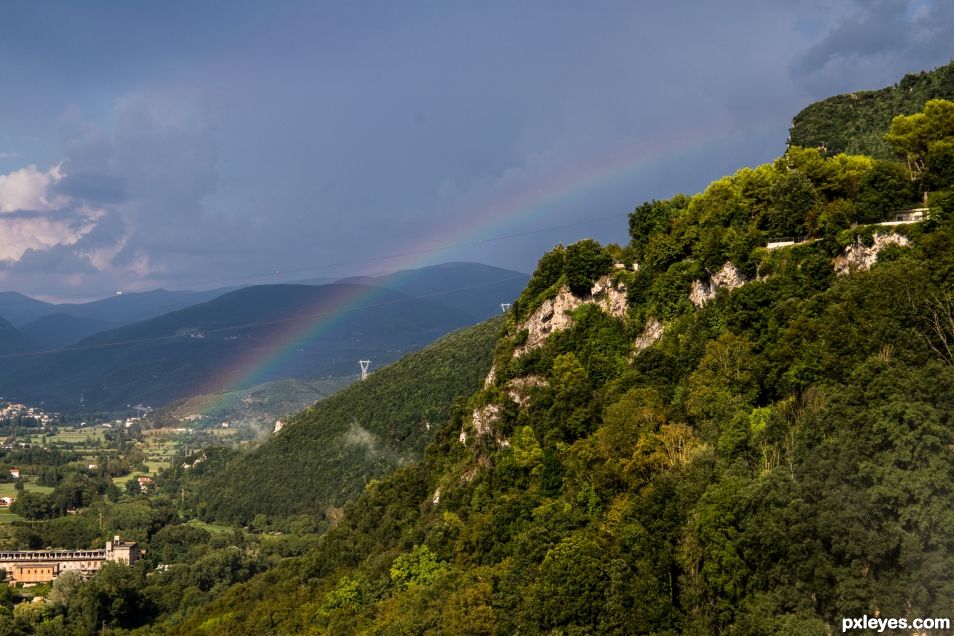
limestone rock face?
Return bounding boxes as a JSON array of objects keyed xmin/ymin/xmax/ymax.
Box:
[
  {"xmin": 514, "ymin": 274, "xmax": 628, "ymax": 357},
  {"xmin": 514, "ymin": 285, "xmax": 583, "ymax": 357},
  {"xmin": 690, "ymin": 262, "xmax": 748, "ymax": 307},
  {"xmin": 458, "ymin": 403, "xmax": 510, "ymax": 451},
  {"xmin": 834, "ymin": 233, "xmax": 909, "ymax": 276},
  {"xmin": 634, "ymin": 318, "xmax": 664, "ymax": 353},
  {"xmin": 483, "ymin": 365, "xmax": 496, "ymax": 387},
  {"xmin": 471, "ymin": 403, "xmax": 500, "ymax": 438},
  {"xmin": 505, "ymin": 375, "xmax": 548, "ymax": 408}
]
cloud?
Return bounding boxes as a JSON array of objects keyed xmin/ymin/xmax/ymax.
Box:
[
  {"xmin": 0, "ymin": 164, "xmax": 68, "ymax": 213},
  {"xmin": 0, "ymin": 95, "xmax": 222, "ymax": 298},
  {"xmin": 0, "ymin": 164, "xmax": 109, "ymax": 263},
  {"xmin": 791, "ymin": 0, "xmax": 954, "ymax": 93}
]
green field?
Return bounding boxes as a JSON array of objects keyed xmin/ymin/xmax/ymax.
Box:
[
  {"xmin": 0, "ymin": 481, "xmax": 53, "ymax": 497},
  {"xmin": 53, "ymin": 428, "xmax": 106, "ymax": 444},
  {"xmin": 185, "ymin": 519, "xmax": 236, "ymax": 535}
]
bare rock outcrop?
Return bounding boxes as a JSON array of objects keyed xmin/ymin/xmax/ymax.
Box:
[
  {"xmin": 834, "ymin": 233, "xmax": 909, "ymax": 276},
  {"xmin": 505, "ymin": 375, "xmax": 548, "ymax": 408},
  {"xmin": 690, "ymin": 262, "xmax": 748, "ymax": 307},
  {"xmin": 459, "ymin": 403, "xmax": 510, "ymax": 449},
  {"xmin": 514, "ymin": 286, "xmax": 583, "ymax": 356},
  {"xmin": 514, "ymin": 274, "xmax": 628, "ymax": 357},
  {"xmin": 483, "ymin": 365, "xmax": 497, "ymax": 387},
  {"xmin": 633, "ymin": 318, "xmax": 664, "ymax": 354}
]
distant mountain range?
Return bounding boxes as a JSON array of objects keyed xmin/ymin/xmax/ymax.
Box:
[
  {"xmin": 0, "ymin": 262, "xmax": 528, "ymax": 410},
  {"xmin": 0, "ymin": 288, "xmax": 234, "ymax": 347}
]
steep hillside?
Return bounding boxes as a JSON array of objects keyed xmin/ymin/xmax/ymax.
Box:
[
  {"xmin": 161, "ymin": 317, "xmax": 502, "ymax": 524},
  {"xmin": 165, "ymin": 98, "xmax": 954, "ymax": 634},
  {"xmin": 0, "ymin": 283, "xmax": 474, "ymax": 410},
  {"xmin": 789, "ymin": 60, "xmax": 954, "ymax": 158}
]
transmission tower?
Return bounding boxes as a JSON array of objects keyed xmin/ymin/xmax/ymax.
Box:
[
  {"xmin": 359, "ymin": 360, "xmax": 371, "ymax": 381},
  {"xmin": 500, "ymin": 303, "xmax": 511, "ymax": 313}
]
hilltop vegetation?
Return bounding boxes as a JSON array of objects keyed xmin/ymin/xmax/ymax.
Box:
[
  {"xmin": 789, "ymin": 60, "xmax": 954, "ymax": 158},
  {"xmin": 161, "ymin": 96, "xmax": 954, "ymax": 634}
]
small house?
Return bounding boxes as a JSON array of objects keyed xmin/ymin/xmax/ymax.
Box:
[
  {"xmin": 137, "ymin": 476, "xmax": 154, "ymax": 493},
  {"xmin": 9, "ymin": 468, "xmax": 19, "ymax": 479},
  {"xmin": 889, "ymin": 208, "xmax": 928, "ymax": 223}
]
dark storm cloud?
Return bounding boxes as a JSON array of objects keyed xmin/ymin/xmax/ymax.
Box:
[
  {"xmin": 52, "ymin": 172, "xmax": 127, "ymax": 205},
  {"xmin": 8, "ymin": 244, "xmax": 98, "ymax": 276},
  {"xmin": 791, "ymin": 0, "xmax": 954, "ymax": 92}
]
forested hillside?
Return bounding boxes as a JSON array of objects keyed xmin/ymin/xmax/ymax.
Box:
[
  {"xmin": 789, "ymin": 60, "xmax": 954, "ymax": 158},
  {"xmin": 164, "ymin": 97, "xmax": 954, "ymax": 634},
  {"xmin": 159, "ymin": 317, "xmax": 503, "ymax": 525}
]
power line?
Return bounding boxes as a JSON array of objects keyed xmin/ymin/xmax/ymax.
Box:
[{"xmin": 0, "ymin": 273, "xmax": 530, "ymax": 360}]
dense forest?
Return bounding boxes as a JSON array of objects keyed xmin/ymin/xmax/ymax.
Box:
[
  {"xmin": 789, "ymin": 60, "xmax": 954, "ymax": 159},
  {"xmin": 1, "ymin": 72, "xmax": 953, "ymax": 635}
]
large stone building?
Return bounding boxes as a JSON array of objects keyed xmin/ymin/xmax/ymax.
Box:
[{"xmin": 0, "ymin": 537, "xmax": 139, "ymax": 584}]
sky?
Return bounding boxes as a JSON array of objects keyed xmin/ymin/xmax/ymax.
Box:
[{"xmin": 0, "ymin": 0, "xmax": 951, "ymax": 301}]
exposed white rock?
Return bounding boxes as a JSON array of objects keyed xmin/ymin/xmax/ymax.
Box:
[
  {"xmin": 690, "ymin": 262, "xmax": 748, "ymax": 307},
  {"xmin": 514, "ymin": 285, "xmax": 583, "ymax": 356},
  {"xmin": 459, "ymin": 403, "xmax": 510, "ymax": 448},
  {"xmin": 484, "ymin": 364, "xmax": 497, "ymax": 388},
  {"xmin": 634, "ymin": 318, "xmax": 664, "ymax": 353},
  {"xmin": 591, "ymin": 278, "xmax": 629, "ymax": 318},
  {"xmin": 834, "ymin": 233, "xmax": 909, "ymax": 276},
  {"xmin": 273, "ymin": 419, "xmax": 285, "ymax": 434},
  {"xmin": 689, "ymin": 280, "xmax": 713, "ymax": 308},
  {"xmin": 432, "ymin": 488, "xmax": 441, "ymax": 505},
  {"xmin": 514, "ymin": 274, "xmax": 628, "ymax": 357},
  {"xmin": 472, "ymin": 404, "xmax": 500, "ymax": 437},
  {"xmin": 505, "ymin": 375, "xmax": 548, "ymax": 408}
]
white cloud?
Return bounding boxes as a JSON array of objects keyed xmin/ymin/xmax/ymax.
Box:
[
  {"xmin": 0, "ymin": 213, "xmax": 97, "ymax": 262},
  {"xmin": 0, "ymin": 164, "xmax": 113, "ymax": 263},
  {"xmin": 0, "ymin": 164, "xmax": 69, "ymax": 213}
]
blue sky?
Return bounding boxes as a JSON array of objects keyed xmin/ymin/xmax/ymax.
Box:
[{"xmin": 0, "ymin": 0, "xmax": 950, "ymax": 300}]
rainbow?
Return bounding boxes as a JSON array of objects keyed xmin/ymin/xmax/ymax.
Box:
[{"xmin": 195, "ymin": 118, "xmax": 781, "ymax": 414}]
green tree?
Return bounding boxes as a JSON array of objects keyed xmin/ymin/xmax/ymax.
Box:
[
  {"xmin": 10, "ymin": 491, "xmax": 54, "ymax": 520},
  {"xmin": 531, "ymin": 533, "xmax": 610, "ymax": 630},
  {"xmin": 686, "ymin": 333, "xmax": 758, "ymax": 428},
  {"xmin": 764, "ymin": 170, "xmax": 817, "ymax": 237},
  {"xmin": 855, "ymin": 160, "xmax": 914, "ymax": 223},
  {"xmin": 886, "ymin": 99, "xmax": 954, "ymax": 179},
  {"xmin": 564, "ymin": 239, "xmax": 613, "ymax": 295},
  {"xmin": 390, "ymin": 545, "xmax": 447, "ymax": 589}
]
